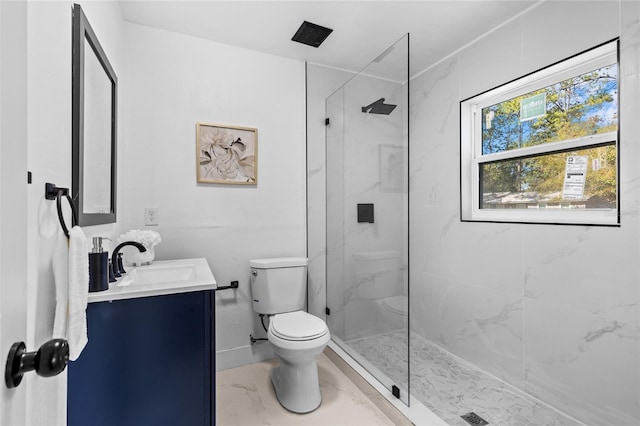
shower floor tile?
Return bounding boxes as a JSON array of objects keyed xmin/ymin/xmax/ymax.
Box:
[{"xmin": 347, "ymin": 331, "xmax": 583, "ymax": 426}]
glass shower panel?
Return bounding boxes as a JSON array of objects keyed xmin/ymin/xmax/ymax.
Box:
[{"xmin": 326, "ymin": 34, "xmax": 410, "ymax": 405}]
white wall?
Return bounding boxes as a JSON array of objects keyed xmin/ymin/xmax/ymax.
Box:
[
  {"xmin": 24, "ymin": 4, "xmax": 307, "ymax": 424},
  {"xmin": 26, "ymin": 1, "xmax": 124, "ymax": 425},
  {"xmin": 120, "ymin": 22, "xmax": 307, "ymax": 370},
  {"xmin": 24, "ymin": 2, "xmax": 306, "ymax": 422},
  {"xmin": 24, "ymin": 3, "xmax": 306, "ymax": 423},
  {"xmin": 408, "ymin": 1, "xmax": 639, "ymax": 425},
  {"xmin": 0, "ymin": 2, "xmax": 29, "ymax": 424}
]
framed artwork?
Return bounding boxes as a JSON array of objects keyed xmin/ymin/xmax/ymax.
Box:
[
  {"xmin": 196, "ymin": 122, "xmax": 257, "ymax": 184},
  {"xmin": 379, "ymin": 144, "xmax": 404, "ymax": 191}
]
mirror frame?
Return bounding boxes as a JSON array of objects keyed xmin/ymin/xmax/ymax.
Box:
[{"xmin": 72, "ymin": 3, "xmax": 117, "ymax": 226}]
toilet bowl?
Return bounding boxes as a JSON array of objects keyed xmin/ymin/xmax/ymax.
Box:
[
  {"xmin": 267, "ymin": 310, "xmax": 331, "ymax": 413},
  {"xmin": 249, "ymin": 257, "xmax": 330, "ymax": 414}
]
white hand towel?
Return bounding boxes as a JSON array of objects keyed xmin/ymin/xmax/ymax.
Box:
[
  {"xmin": 52, "ymin": 230, "xmax": 69, "ymax": 339},
  {"xmin": 67, "ymin": 226, "xmax": 89, "ymax": 360}
]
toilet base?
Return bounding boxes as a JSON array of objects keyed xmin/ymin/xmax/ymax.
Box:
[{"xmin": 270, "ymin": 362, "xmax": 322, "ymax": 414}]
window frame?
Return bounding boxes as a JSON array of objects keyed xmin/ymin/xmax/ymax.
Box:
[{"xmin": 460, "ymin": 39, "xmax": 620, "ymax": 226}]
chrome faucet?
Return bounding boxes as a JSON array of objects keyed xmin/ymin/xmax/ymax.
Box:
[{"xmin": 111, "ymin": 241, "xmax": 146, "ymax": 277}]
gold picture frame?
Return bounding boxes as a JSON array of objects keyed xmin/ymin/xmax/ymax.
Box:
[{"xmin": 196, "ymin": 122, "xmax": 257, "ymax": 184}]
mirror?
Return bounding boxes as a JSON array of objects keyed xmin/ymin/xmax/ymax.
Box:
[{"xmin": 72, "ymin": 3, "xmax": 117, "ymax": 226}]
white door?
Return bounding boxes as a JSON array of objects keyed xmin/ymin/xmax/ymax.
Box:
[{"xmin": 0, "ymin": 1, "xmax": 29, "ymax": 424}]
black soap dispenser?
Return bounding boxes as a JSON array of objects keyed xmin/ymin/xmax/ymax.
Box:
[{"xmin": 88, "ymin": 237, "xmax": 109, "ymax": 292}]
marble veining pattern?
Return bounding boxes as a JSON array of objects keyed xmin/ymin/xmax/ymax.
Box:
[
  {"xmin": 347, "ymin": 331, "xmax": 583, "ymax": 426},
  {"xmin": 216, "ymin": 352, "xmax": 401, "ymax": 426},
  {"xmin": 309, "ymin": 4, "xmax": 640, "ymax": 426}
]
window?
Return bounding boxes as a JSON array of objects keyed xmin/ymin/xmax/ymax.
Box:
[{"xmin": 460, "ymin": 40, "xmax": 619, "ymax": 226}]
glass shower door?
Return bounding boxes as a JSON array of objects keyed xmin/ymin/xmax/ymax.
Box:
[{"xmin": 325, "ymin": 34, "xmax": 410, "ymax": 405}]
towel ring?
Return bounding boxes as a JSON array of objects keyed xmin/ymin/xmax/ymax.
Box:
[{"xmin": 45, "ymin": 183, "xmax": 77, "ymax": 238}]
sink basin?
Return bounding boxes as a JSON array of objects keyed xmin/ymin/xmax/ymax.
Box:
[
  {"xmin": 130, "ymin": 264, "xmax": 196, "ymax": 284},
  {"xmin": 88, "ymin": 258, "xmax": 216, "ymax": 303}
]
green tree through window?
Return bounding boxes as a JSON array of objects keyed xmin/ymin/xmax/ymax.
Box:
[{"xmin": 480, "ymin": 64, "xmax": 617, "ymax": 207}]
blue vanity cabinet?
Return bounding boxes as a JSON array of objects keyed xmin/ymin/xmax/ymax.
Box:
[{"xmin": 68, "ymin": 290, "xmax": 214, "ymax": 426}]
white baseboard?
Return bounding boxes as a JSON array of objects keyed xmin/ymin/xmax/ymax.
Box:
[{"xmin": 215, "ymin": 343, "xmax": 274, "ymax": 371}]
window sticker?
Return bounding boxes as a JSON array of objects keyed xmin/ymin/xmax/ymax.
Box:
[{"xmin": 562, "ymin": 156, "xmax": 588, "ymax": 200}]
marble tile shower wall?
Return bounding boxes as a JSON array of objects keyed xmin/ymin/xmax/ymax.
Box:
[{"xmin": 409, "ymin": 2, "xmax": 640, "ymax": 425}]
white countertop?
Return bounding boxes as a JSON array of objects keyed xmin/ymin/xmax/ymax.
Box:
[{"xmin": 88, "ymin": 257, "xmax": 217, "ymax": 303}]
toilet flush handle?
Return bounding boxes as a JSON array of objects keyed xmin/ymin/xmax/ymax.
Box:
[{"xmin": 251, "ymin": 270, "xmax": 258, "ymax": 276}]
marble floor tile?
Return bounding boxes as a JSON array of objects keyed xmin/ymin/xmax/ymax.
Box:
[
  {"xmin": 216, "ymin": 365, "xmax": 272, "ymax": 426},
  {"xmin": 347, "ymin": 331, "xmax": 582, "ymax": 426},
  {"xmin": 216, "ymin": 351, "xmax": 405, "ymax": 426},
  {"xmin": 323, "ymin": 348, "xmax": 414, "ymax": 426}
]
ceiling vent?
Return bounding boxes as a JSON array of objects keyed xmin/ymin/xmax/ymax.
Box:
[{"xmin": 291, "ymin": 21, "xmax": 333, "ymax": 48}]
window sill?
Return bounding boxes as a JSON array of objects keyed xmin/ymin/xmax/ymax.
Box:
[{"xmin": 461, "ymin": 208, "xmax": 620, "ymax": 227}]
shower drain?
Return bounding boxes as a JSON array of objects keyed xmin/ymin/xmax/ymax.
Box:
[{"xmin": 460, "ymin": 412, "xmax": 489, "ymax": 425}]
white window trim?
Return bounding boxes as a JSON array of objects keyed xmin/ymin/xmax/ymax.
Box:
[{"xmin": 461, "ymin": 40, "xmax": 619, "ymax": 226}]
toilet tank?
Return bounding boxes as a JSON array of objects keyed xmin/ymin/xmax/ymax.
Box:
[
  {"xmin": 249, "ymin": 257, "xmax": 307, "ymax": 315},
  {"xmin": 353, "ymin": 250, "xmax": 401, "ymax": 299}
]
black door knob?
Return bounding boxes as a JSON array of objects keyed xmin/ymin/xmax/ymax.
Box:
[{"xmin": 5, "ymin": 339, "xmax": 69, "ymax": 388}]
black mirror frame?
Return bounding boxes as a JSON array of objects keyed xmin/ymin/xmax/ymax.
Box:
[{"xmin": 72, "ymin": 3, "xmax": 117, "ymax": 226}]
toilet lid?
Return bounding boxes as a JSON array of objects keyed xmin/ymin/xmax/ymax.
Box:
[
  {"xmin": 270, "ymin": 311, "xmax": 328, "ymax": 341},
  {"xmin": 381, "ymin": 295, "xmax": 408, "ymax": 316}
]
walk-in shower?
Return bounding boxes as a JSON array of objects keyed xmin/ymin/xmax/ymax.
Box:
[{"xmin": 325, "ymin": 34, "xmax": 410, "ymax": 405}]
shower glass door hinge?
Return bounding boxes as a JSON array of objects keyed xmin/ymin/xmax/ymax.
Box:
[
  {"xmin": 392, "ymin": 385, "xmax": 400, "ymax": 399},
  {"xmin": 325, "ymin": 307, "xmax": 331, "ymax": 315},
  {"xmin": 325, "ymin": 118, "xmax": 330, "ymax": 126}
]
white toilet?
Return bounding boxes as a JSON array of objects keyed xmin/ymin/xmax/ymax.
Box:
[{"xmin": 249, "ymin": 257, "xmax": 330, "ymax": 413}]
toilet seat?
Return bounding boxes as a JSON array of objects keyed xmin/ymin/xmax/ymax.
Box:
[{"xmin": 270, "ymin": 311, "xmax": 328, "ymax": 341}]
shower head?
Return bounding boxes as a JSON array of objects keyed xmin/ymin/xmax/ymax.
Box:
[{"xmin": 362, "ymin": 98, "xmax": 397, "ymax": 115}]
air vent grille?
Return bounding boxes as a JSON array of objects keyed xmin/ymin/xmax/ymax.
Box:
[{"xmin": 292, "ymin": 21, "xmax": 333, "ymax": 48}]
